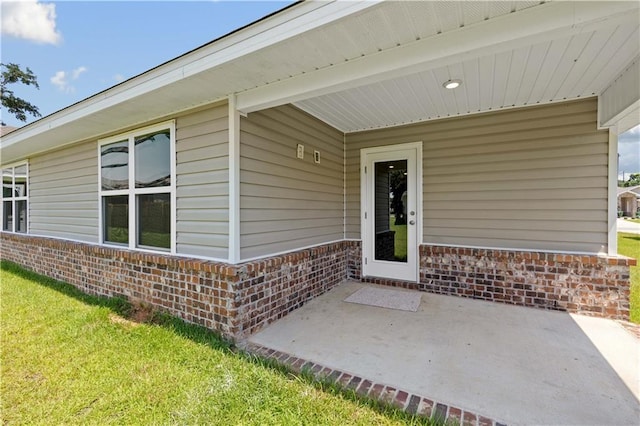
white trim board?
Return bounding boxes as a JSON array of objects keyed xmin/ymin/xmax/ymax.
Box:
[
  {"xmin": 228, "ymin": 95, "xmax": 241, "ymax": 264},
  {"xmin": 607, "ymin": 128, "xmax": 618, "ymax": 256}
]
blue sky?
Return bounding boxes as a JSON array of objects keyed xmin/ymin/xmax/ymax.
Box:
[
  {"xmin": 1, "ymin": 0, "xmax": 292, "ymax": 126},
  {"xmin": 619, "ymin": 127, "xmax": 640, "ymax": 177},
  {"xmin": 1, "ymin": 0, "xmax": 639, "ymax": 174}
]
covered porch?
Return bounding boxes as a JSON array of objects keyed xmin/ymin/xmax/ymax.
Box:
[
  {"xmin": 2, "ymin": 4, "xmax": 639, "ymax": 409},
  {"xmin": 247, "ymin": 281, "xmax": 640, "ymax": 425}
]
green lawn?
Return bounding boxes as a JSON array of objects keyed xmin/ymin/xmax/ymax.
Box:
[
  {"xmin": 0, "ymin": 261, "xmax": 430, "ymax": 425},
  {"xmin": 626, "ymin": 218, "xmax": 640, "ymax": 224},
  {"xmin": 390, "ymin": 215, "xmax": 407, "ymax": 262},
  {"xmin": 107, "ymin": 228, "xmax": 170, "ymax": 249},
  {"xmin": 618, "ymin": 233, "xmax": 640, "ymax": 323}
]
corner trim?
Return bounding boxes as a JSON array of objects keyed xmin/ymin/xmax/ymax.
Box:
[
  {"xmin": 228, "ymin": 95, "xmax": 241, "ymax": 263},
  {"xmin": 608, "ymin": 127, "xmax": 618, "ymax": 256}
]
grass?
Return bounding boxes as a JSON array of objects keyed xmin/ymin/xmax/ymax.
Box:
[
  {"xmin": 107, "ymin": 227, "xmax": 170, "ymax": 249},
  {"xmin": 618, "ymin": 233, "xmax": 640, "ymax": 323},
  {"xmin": 0, "ymin": 261, "xmax": 433, "ymax": 425},
  {"xmin": 625, "ymin": 218, "xmax": 640, "ymax": 224},
  {"xmin": 390, "ymin": 215, "xmax": 408, "ymax": 262}
]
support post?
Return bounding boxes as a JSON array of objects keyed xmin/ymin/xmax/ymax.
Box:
[
  {"xmin": 228, "ymin": 95, "xmax": 241, "ymax": 263},
  {"xmin": 608, "ymin": 126, "xmax": 618, "ymax": 256}
]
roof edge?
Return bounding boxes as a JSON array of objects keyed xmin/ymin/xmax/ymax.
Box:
[{"xmin": 1, "ymin": 0, "xmax": 307, "ymax": 146}]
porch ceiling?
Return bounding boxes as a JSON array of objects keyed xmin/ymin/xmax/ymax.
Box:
[
  {"xmin": 247, "ymin": 1, "xmax": 638, "ymax": 132},
  {"xmin": 294, "ymin": 20, "xmax": 639, "ymax": 132},
  {"xmin": 1, "ymin": 1, "xmax": 639, "ymax": 164}
]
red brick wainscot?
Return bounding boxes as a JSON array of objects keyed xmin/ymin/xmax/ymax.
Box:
[
  {"xmin": 0, "ymin": 233, "xmax": 347, "ymax": 340},
  {"xmin": 420, "ymin": 245, "xmax": 634, "ymax": 320},
  {"xmin": 233, "ymin": 241, "xmax": 347, "ymax": 338},
  {"xmin": 347, "ymin": 241, "xmax": 635, "ymax": 321}
]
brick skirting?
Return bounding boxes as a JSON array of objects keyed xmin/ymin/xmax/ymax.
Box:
[
  {"xmin": 420, "ymin": 245, "xmax": 634, "ymax": 320},
  {"xmin": 0, "ymin": 233, "xmax": 346, "ymax": 340},
  {"xmin": 348, "ymin": 240, "xmax": 635, "ymax": 320},
  {"xmin": 1, "ymin": 233, "xmax": 635, "ymax": 338},
  {"xmin": 233, "ymin": 242, "xmax": 347, "ymax": 338}
]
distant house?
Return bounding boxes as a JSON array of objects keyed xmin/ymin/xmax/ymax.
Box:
[
  {"xmin": 1, "ymin": 1, "xmax": 638, "ymax": 339},
  {"xmin": 0, "ymin": 126, "xmax": 17, "ymax": 137},
  {"xmin": 618, "ymin": 186, "xmax": 640, "ymax": 217}
]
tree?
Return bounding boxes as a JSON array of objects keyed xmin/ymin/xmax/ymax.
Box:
[
  {"xmin": 1, "ymin": 63, "xmax": 41, "ymax": 124},
  {"xmin": 389, "ymin": 169, "xmax": 407, "ymax": 225},
  {"xmin": 622, "ymin": 173, "xmax": 640, "ymax": 187}
]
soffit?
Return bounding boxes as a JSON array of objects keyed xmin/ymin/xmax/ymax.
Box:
[
  {"xmin": 295, "ymin": 20, "xmax": 639, "ymax": 132},
  {"xmin": 2, "ymin": 1, "xmax": 638, "ymax": 162},
  {"xmin": 227, "ymin": 1, "xmax": 543, "ymax": 86}
]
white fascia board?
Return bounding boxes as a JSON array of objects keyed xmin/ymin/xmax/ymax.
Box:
[
  {"xmin": 237, "ymin": 1, "xmax": 640, "ymax": 113},
  {"xmin": 614, "ymin": 104, "xmax": 640, "ymax": 134},
  {"xmin": 181, "ymin": 0, "xmax": 384, "ymax": 78},
  {"xmin": 599, "ymin": 57, "xmax": 640, "ymax": 130},
  {"xmin": 0, "ymin": 1, "xmax": 382, "ymax": 150}
]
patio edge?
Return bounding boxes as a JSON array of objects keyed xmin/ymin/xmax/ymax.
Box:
[{"xmin": 244, "ymin": 342, "xmax": 509, "ymax": 426}]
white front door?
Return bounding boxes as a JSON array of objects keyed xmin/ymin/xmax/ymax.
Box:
[{"xmin": 361, "ymin": 142, "xmax": 421, "ymax": 282}]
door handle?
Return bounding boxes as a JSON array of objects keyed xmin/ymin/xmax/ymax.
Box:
[{"xmin": 409, "ymin": 220, "xmax": 415, "ymax": 225}]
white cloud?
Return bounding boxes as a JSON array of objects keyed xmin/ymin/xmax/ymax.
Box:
[
  {"xmin": 72, "ymin": 66, "xmax": 87, "ymax": 80},
  {"xmin": 50, "ymin": 66, "xmax": 88, "ymax": 93},
  {"xmin": 1, "ymin": 0, "xmax": 61, "ymax": 45},
  {"xmin": 50, "ymin": 70, "xmax": 71, "ymax": 93},
  {"xmin": 113, "ymin": 74, "xmax": 125, "ymax": 83}
]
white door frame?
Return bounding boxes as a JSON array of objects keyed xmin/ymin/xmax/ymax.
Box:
[{"xmin": 360, "ymin": 142, "xmax": 422, "ymax": 282}]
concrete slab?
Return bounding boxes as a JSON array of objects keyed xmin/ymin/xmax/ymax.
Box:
[
  {"xmin": 618, "ymin": 218, "xmax": 640, "ymax": 234},
  {"xmin": 248, "ymin": 281, "xmax": 640, "ymax": 425}
]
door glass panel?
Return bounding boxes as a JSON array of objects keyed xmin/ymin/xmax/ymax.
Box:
[{"xmin": 374, "ymin": 160, "xmax": 407, "ymax": 263}]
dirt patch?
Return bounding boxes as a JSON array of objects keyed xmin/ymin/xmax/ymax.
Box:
[
  {"xmin": 108, "ymin": 302, "xmax": 155, "ymax": 327},
  {"xmin": 108, "ymin": 313, "xmax": 140, "ymax": 328},
  {"xmin": 129, "ymin": 303, "xmax": 155, "ymax": 323}
]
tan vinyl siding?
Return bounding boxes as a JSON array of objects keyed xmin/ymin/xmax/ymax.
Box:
[
  {"xmin": 29, "ymin": 142, "xmax": 99, "ymax": 242},
  {"xmin": 176, "ymin": 104, "xmax": 229, "ymax": 260},
  {"xmin": 345, "ymin": 98, "xmax": 609, "ymax": 253},
  {"xmin": 240, "ymin": 105, "xmax": 344, "ymax": 260}
]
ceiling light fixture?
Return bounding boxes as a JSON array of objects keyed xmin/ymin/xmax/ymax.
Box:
[{"xmin": 443, "ymin": 79, "xmax": 462, "ymax": 89}]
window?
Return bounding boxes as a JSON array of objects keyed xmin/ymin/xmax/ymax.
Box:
[
  {"xmin": 1, "ymin": 162, "xmax": 28, "ymax": 233},
  {"xmin": 99, "ymin": 122, "xmax": 175, "ymax": 252}
]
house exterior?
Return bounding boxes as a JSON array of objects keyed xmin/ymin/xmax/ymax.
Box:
[
  {"xmin": 618, "ymin": 185, "xmax": 640, "ymax": 217},
  {"xmin": 1, "ymin": 1, "xmax": 638, "ymax": 341}
]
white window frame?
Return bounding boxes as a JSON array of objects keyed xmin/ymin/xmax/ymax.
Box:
[
  {"xmin": 98, "ymin": 120, "xmax": 176, "ymax": 254},
  {"xmin": 1, "ymin": 160, "xmax": 29, "ymax": 234}
]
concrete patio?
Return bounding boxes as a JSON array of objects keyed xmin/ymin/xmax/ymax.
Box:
[{"xmin": 248, "ymin": 281, "xmax": 640, "ymax": 425}]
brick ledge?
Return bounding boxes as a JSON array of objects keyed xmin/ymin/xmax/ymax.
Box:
[{"xmin": 244, "ymin": 342, "xmax": 508, "ymax": 426}]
